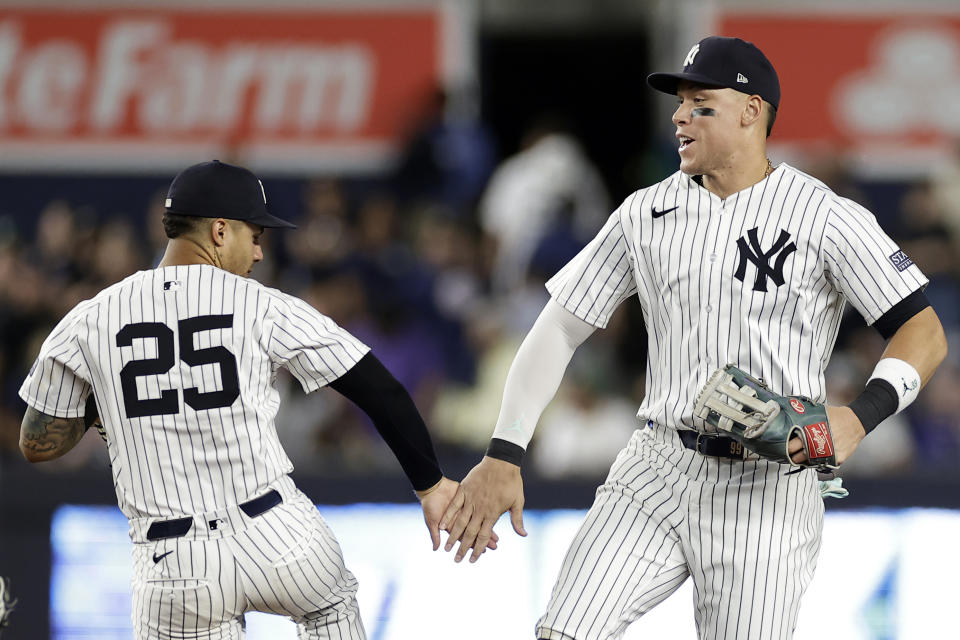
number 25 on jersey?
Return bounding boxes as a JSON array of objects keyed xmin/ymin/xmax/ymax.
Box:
[{"xmin": 116, "ymin": 313, "xmax": 240, "ymax": 418}]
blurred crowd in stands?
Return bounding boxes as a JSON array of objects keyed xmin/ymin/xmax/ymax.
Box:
[{"xmin": 1, "ymin": 91, "xmax": 959, "ymax": 483}]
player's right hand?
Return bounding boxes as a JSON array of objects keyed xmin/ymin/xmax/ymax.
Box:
[
  {"xmin": 416, "ymin": 476, "xmax": 460, "ymax": 551},
  {"xmin": 439, "ymin": 456, "xmax": 527, "ymax": 563}
]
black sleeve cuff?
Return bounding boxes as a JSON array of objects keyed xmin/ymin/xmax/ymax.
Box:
[
  {"xmin": 328, "ymin": 353, "xmax": 443, "ymax": 491},
  {"xmin": 848, "ymin": 378, "xmax": 899, "ymax": 435},
  {"xmin": 873, "ymin": 289, "xmax": 930, "ymax": 340},
  {"xmin": 485, "ymin": 438, "xmax": 525, "ymax": 467}
]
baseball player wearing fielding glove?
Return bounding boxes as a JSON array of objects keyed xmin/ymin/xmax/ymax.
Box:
[
  {"xmin": 440, "ymin": 36, "xmax": 947, "ymax": 640},
  {"xmin": 694, "ymin": 364, "xmax": 837, "ymax": 471}
]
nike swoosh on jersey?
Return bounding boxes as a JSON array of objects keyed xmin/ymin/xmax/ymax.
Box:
[
  {"xmin": 652, "ymin": 205, "xmax": 679, "ymax": 218},
  {"xmin": 152, "ymin": 550, "xmax": 174, "ymax": 564}
]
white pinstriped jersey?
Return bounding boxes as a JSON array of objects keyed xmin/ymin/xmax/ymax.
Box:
[
  {"xmin": 547, "ymin": 163, "xmax": 927, "ymax": 434},
  {"xmin": 537, "ymin": 163, "xmax": 926, "ymax": 640},
  {"xmin": 19, "ymin": 264, "xmax": 369, "ymax": 520}
]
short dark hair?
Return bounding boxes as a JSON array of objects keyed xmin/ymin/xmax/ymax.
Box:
[
  {"xmin": 162, "ymin": 212, "xmax": 211, "ymax": 239},
  {"xmin": 765, "ymin": 102, "xmax": 777, "ymax": 138}
]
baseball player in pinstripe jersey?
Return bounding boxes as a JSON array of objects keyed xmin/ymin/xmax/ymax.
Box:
[
  {"xmin": 440, "ymin": 37, "xmax": 948, "ymax": 638},
  {"xmin": 18, "ymin": 160, "xmax": 471, "ymax": 639}
]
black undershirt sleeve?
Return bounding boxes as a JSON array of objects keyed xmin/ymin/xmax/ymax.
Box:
[
  {"xmin": 873, "ymin": 289, "xmax": 930, "ymax": 340},
  {"xmin": 83, "ymin": 393, "xmax": 99, "ymax": 431},
  {"xmin": 327, "ymin": 352, "xmax": 443, "ymax": 492}
]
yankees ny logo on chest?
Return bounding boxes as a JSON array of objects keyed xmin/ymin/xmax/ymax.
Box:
[{"xmin": 734, "ymin": 227, "xmax": 797, "ymax": 292}]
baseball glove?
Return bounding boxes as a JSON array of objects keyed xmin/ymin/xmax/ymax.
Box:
[{"xmin": 693, "ymin": 364, "xmax": 838, "ymax": 471}]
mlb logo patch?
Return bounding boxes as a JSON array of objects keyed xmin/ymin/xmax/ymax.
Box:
[{"xmin": 888, "ymin": 250, "xmax": 913, "ymax": 272}]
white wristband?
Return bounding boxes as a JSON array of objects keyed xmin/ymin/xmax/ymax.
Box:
[{"xmin": 868, "ymin": 358, "xmax": 921, "ymax": 414}]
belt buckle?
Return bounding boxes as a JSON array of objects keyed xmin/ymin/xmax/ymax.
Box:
[{"xmin": 695, "ymin": 432, "xmax": 709, "ymax": 454}]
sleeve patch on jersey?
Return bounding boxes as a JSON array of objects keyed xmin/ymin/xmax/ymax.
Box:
[{"xmin": 888, "ymin": 250, "xmax": 913, "ymax": 272}]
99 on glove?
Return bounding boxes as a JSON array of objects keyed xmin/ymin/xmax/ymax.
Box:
[{"xmin": 693, "ymin": 364, "xmax": 838, "ymax": 471}]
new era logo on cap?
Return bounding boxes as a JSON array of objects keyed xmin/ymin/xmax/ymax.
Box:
[{"xmin": 737, "ymin": 73, "xmax": 749, "ymax": 83}]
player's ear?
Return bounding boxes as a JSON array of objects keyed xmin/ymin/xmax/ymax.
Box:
[
  {"xmin": 210, "ymin": 219, "xmax": 229, "ymax": 247},
  {"xmin": 741, "ymin": 94, "xmax": 764, "ymax": 129}
]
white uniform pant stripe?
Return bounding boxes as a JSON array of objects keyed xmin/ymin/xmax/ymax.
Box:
[
  {"xmin": 536, "ymin": 425, "xmax": 823, "ymax": 640},
  {"xmin": 546, "ymin": 454, "xmax": 674, "ymax": 618},
  {"xmin": 537, "ymin": 435, "xmax": 691, "ymax": 639}
]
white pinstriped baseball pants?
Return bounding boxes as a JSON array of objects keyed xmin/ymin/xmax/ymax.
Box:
[
  {"xmin": 129, "ymin": 476, "xmax": 365, "ymax": 640},
  {"xmin": 536, "ymin": 422, "xmax": 824, "ymax": 640}
]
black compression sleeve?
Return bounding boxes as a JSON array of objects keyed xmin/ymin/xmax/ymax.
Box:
[
  {"xmin": 873, "ymin": 289, "xmax": 930, "ymax": 340},
  {"xmin": 328, "ymin": 352, "xmax": 443, "ymax": 492}
]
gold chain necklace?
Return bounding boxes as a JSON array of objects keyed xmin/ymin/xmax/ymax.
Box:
[{"xmin": 764, "ymin": 158, "xmax": 774, "ymax": 179}]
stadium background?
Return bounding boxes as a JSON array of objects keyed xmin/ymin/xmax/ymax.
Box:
[{"xmin": 2, "ymin": 0, "xmax": 960, "ymax": 637}]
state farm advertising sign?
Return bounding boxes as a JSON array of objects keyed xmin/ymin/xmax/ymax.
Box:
[
  {"xmin": 717, "ymin": 11, "xmax": 960, "ymax": 175},
  {"xmin": 0, "ymin": 3, "xmax": 459, "ymax": 172}
]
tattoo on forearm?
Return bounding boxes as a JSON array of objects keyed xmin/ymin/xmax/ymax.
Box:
[{"xmin": 20, "ymin": 407, "xmax": 86, "ymax": 459}]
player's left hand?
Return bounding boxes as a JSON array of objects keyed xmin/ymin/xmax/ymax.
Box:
[{"xmin": 788, "ymin": 405, "xmax": 865, "ymax": 466}]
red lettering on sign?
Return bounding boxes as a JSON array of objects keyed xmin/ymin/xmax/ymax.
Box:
[{"xmin": 0, "ymin": 6, "xmax": 446, "ymax": 171}]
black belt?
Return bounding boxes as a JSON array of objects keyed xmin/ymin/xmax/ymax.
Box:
[
  {"xmin": 146, "ymin": 489, "xmax": 283, "ymax": 541},
  {"xmin": 678, "ymin": 430, "xmax": 746, "ymax": 460}
]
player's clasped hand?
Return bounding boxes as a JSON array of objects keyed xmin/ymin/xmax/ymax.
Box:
[
  {"xmin": 439, "ymin": 456, "xmax": 527, "ymax": 563},
  {"xmin": 418, "ymin": 475, "xmax": 500, "ymax": 554},
  {"xmin": 416, "ymin": 477, "xmax": 461, "ymax": 551}
]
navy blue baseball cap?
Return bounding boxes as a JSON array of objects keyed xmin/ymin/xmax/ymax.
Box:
[
  {"xmin": 164, "ymin": 160, "xmax": 297, "ymax": 229},
  {"xmin": 647, "ymin": 36, "xmax": 780, "ymax": 110}
]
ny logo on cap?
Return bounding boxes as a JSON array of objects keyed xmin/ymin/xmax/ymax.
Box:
[
  {"xmin": 683, "ymin": 44, "xmax": 700, "ymax": 67},
  {"xmin": 258, "ymin": 179, "xmax": 267, "ymax": 204}
]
